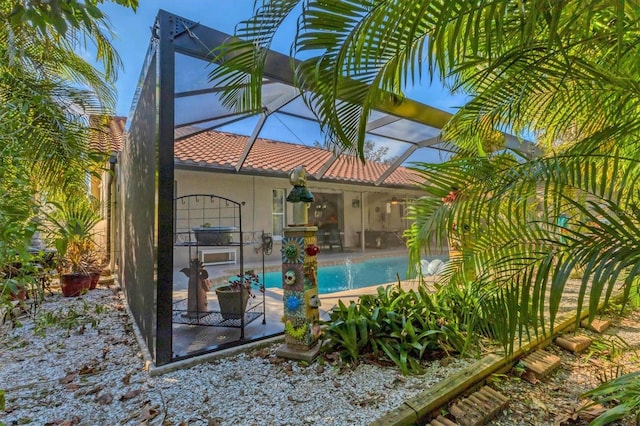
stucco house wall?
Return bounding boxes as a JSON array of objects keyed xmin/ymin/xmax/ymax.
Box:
[{"xmin": 174, "ymin": 167, "xmax": 423, "ymax": 266}]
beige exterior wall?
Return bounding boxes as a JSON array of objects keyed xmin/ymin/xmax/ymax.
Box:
[{"xmin": 174, "ymin": 168, "xmax": 423, "ymax": 264}]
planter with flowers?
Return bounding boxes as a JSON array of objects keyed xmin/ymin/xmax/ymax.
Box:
[{"xmin": 216, "ymin": 270, "xmax": 259, "ymax": 320}]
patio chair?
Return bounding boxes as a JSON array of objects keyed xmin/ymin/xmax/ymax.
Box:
[{"xmin": 317, "ymin": 223, "xmax": 343, "ymax": 252}]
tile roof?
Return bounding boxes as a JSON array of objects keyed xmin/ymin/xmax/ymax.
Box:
[
  {"xmin": 174, "ymin": 130, "xmax": 423, "ymax": 188},
  {"xmin": 89, "ymin": 115, "xmax": 126, "ymax": 153}
]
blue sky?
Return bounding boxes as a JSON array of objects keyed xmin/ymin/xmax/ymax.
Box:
[
  {"xmin": 100, "ymin": 1, "xmax": 259, "ymax": 117},
  {"xmin": 100, "ymin": 1, "xmax": 466, "ymax": 119},
  {"xmin": 98, "ymin": 1, "xmax": 471, "ymax": 163}
]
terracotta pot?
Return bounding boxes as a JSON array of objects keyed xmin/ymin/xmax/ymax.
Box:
[
  {"xmin": 8, "ymin": 288, "xmax": 27, "ymax": 301},
  {"xmin": 215, "ymin": 286, "xmax": 249, "ymax": 320},
  {"xmin": 89, "ymin": 271, "xmax": 101, "ymax": 290},
  {"xmin": 60, "ymin": 273, "xmax": 91, "ymax": 297}
]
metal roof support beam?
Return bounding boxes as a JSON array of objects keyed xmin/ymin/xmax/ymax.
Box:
[
  {"xmin": 235, "ymin": 93, "xmax": 300, "ymax": 171},
  {"xmin": 174, "ymin": 114, "xmax": 254, "ymax": 141},
  {"xmin": 366, "ymin": 114, "xmax": 401, "ymax": 132},
  {"xmin": 314, "ymin": 152, "xmax": 341, "ymax": 180},
  {"xmin": 174, "ymin": 111, "xmax": 244, "ymax": 129},
  {"xmin": 366, "ymin": 131, "xmax": 424, "ymax": 146},
  {"xmin": 264, "ymin": 92, "xmax": 300, "ymax": 115},
  {"xmin": 375, "ymin": 145, "xmax": 418, "ymax": 186},
  {"xmin": 236, "ymin": 110, "xmax": 267, "ymax": 171},
  {"xmin": 374, "ymin": 136, "xmax": 440, "ymax": 185},
  {"xmin": 165, "ymin": 10, "xmax": 538, "ymax": 162},
  {"xmin": 417, "ymin": 136, "xmax": 442, "ymax": 148},
  {"xmin": 170, "ymin": 18, "xmax": 450, "ymax": 130}
]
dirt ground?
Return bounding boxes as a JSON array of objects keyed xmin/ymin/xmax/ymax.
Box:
[{"xmin": 485, "ymin": 305, "xmax": 640, "ymax": 425}]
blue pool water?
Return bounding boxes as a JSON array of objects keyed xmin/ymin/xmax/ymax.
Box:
[{"xmin": 263, "ymin": 256, "xmax": 411, "ymax": 294}]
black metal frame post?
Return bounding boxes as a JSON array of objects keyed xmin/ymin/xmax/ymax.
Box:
[{"xmin": 156, "ymin": 10, "xmax": 177, "ymax": 366}]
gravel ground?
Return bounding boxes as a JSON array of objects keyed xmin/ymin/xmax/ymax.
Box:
[{"xmin": 0, "ymin": 286, "xmax": 472, "ymax": 426}]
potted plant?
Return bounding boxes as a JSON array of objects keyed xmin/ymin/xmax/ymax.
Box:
[
  {"xmin": 86, "ymin": 248, "xmax": 105, "ymax": 290},
  {"xmin": 1, "ymin": 260, "xmax": 37, "ymax": 302},
  {"xmin": 0, "ymin": 173, "xmax": 39, "ymax": 304},
  {"xmin": 46, "ymin": 199, "xmax": 101, "ymax": 297},
  {"xmin": 215, "ymin": 270, "xmax": 259, "ymax": 320}
]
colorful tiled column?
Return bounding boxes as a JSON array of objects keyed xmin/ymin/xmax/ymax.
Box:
[{"xmin": 276, "ymin": 166, "xmax": 322, "ymax": 361}]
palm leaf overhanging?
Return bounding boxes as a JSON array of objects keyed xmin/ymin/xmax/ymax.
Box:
[
  {"xmin": 211, "ymin": 1, "xmax": 640, "ymax": 348},
  {"xmin": 0, "ymin": 0, "xmax": 132, "ymax": 196}
]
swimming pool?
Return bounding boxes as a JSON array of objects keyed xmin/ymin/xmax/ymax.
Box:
[{"xmin": 263, "ymin": 256, "xmax": 412, "ymax": 294}]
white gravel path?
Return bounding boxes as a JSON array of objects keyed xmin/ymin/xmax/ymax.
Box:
[{"xmin": 0, "ymin": 287, "xmax": 472, "ymax": 425}]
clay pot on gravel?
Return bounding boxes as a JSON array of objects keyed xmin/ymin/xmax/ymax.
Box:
[
  {"xmin": 89, "ymin": 270, "xmax": 102, "ymax": 290},
  {"xmin": 60, "ymin": 273, "xmax": 91, "ymax": 297},
  {"xmin": 8, "ymin": 287, "xmax": 28, "ymax": 301}
]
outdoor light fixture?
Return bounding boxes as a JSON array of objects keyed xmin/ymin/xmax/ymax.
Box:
[{"xmin": 390, "ymin": 197, "xmax": 399, "ymax": 205}]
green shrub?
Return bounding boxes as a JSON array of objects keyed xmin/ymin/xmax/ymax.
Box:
[
  {"xmin": 323, "ymin": 283, "xmax": 467, "ymax": 375},
  {"xmin": 582, "ymin": 370, "xmax": 640, "ymax": 426}
]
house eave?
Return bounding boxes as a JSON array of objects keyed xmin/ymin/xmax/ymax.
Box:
[{"xmin": 174, "ymin": 161, "xmax": 421, "ymax": 190}]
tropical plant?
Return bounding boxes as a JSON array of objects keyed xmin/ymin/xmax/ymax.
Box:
[
  {"xmin": 45, "ymin": 198, "xmax": 101, "ymax": 276},
  {"xmin": 582, "ymin": 370, "xmax": 640, "ymax": 426},
  {"xmin": 209, "ymin": 0, "xmax": 640, "ymax": 349},
  {"xmin": 1, "ymin": 0, "xmax": 136, "ymax": 295},
  {"xmin": 323, "ymin": 283, "xmax": 469, "ymax": 374},
  {"xmin": 1, "ymin": 0, "xmax": 137, "ymax": 194},
  {"xmin": 0, "ymin": 169, "xmax": 39, "ymax": 304}
]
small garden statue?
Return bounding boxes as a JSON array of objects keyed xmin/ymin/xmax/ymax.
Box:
[
  {"xmin": 286, "ymin": 165, "xmax": 314, "ymax": 226},
  {"xmin": 180, "ymin": 258, "xmax": 210, "ymax": 318}
]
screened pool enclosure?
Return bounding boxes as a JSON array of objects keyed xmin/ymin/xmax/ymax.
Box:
[{"xmin": 117, "ymin": 10, "xmax": 533, "ymax": 366}]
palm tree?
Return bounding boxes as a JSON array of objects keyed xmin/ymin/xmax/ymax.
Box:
[
  {"xmin": 210, "ymin": 1, "xmax": 640, "ymax": 345},
  {"xmin": 0, "ymin": 0, "xmax": 137, "ymax": 197},
  {"xmin": 0, "ymin": 1, "xmax": 137, "ymax": 298}
]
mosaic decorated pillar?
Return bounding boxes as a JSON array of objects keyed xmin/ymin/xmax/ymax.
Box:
[{"xmin": 276, "ymin": 166, "xmax": 322, "ymax": 360}]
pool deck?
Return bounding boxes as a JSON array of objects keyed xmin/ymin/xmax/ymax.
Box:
[
  {"xmin": 318, "ymin": 276, "xmax": 438, "ymax": 309},
  {"xmin": 171, "ymin": 248, "xmax": 446, "ymax": 357}
]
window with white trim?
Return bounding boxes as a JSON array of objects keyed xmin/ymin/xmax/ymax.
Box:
[{"xmin": 272, "ymin": 189, "xmax": 285, "ymax": 240}]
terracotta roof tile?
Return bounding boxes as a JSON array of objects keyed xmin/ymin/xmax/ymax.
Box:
[
  {"xmin": 175, "ymin": 130, "xmax": 422, "ymax": 188},
  {"xmin": 89, "ymin": 115, "xmax": 126, "ymax": 153}
]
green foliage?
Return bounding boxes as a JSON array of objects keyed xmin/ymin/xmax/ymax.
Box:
[
  {"xmin": 0, "ymin": 0, "xmax": 131, "ymax": 305},
  {"xmin": 582, "ymin": 371, "xmax": 640, "ymax": 426},
  {"xmin": 44, "ymin": 198, "xmax": 101, "ymax": 274},
  {"xmin": 211, "ymin": 1, "xmax": 639, "ymax": 157},
  {"xmin": 405, "ymin": 151, "xmax": 640, "ymax": 347},
  {"xmin": 323, "ymin": 283, "xmax": 468, "ymax": 375},
  {"xmin": 0, "ymin": 167, "xmax": 39, "ymax": 304},
  {"xmin": 34, "ymin": 299, "xmax": 102, "ymax": 337},
  {"xmin": 1, "ymin": 0, "xmax": 136, "ymax": 205},
  {"xmin": 210, "ymin": 1, "xmax": 640, "ymax": 416},
  {"xmin": 210, "ymin": 3, "xmax": 640, "ymax": 345}
]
